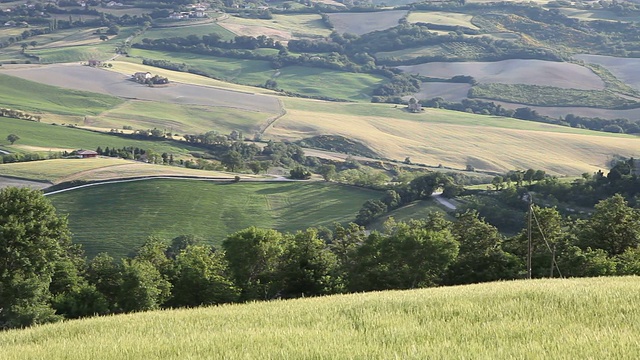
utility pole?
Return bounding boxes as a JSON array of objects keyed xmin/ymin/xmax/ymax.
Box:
[{"xmin": 527, "ymin": 193, "xmax": 533, "ymax": 280}]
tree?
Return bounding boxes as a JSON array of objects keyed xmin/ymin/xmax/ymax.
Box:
[
  {"xmin": 118, "ymin": 259, "xmax": 172, "ymax": 312},
  {"xmin": 578, "ymin": 194, "xmax": 640, "ymax": 256},
  {"xmin": 29, "ymin": 40, "xmax": 37, "ymax": 48},
  {"xmin": 168, "ymin": 246, "xmax": 238, "ymax": 307},
  {"xmin": 289, "ymin": 166, "xmax": 311, "ymax": 180},
  {"xmin": 99, "ymin": 35, "xmax": 108, "ymax": 41},
  {"xmin": 222, "ymin": 227, "xmax": 287, "ymax": 301},
  {"xmin": 349, "ymin": 219, "xmax": 459, "ymax": 291},
  {"xmin": 0, "ymin": 188, "xmax": 73, "ymax": 328},
  {"xmin": 221, "ymin": 150, "xmax": 243, "ymax": 172},
  {"xmin": 278, "ymin": 229, "xmax": 342, "ymax": 298},
  {"xmin": 7, "ymin": 133, "xmax": 19, "ymax": 145},
  {"xmin": 20, "ymin": 43, "xmax": 28, "ymax": 53},
  {"xmin": 318, "ymin": 164, "xmax": 336, "ymax": 182}
]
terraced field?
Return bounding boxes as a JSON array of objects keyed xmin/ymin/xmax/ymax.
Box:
[{"xmin": 49, "ymin": 180, "xmax": 380, "ymax": 258}]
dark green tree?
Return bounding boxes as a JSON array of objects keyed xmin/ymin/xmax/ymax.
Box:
[
  {"xmin": 0, "ymin": 187, "xmax": 72, "ymax": 328},
  {"xmin": 222, "ymin": 227, "xmax": 287, "ymax": 300},
  {"xmin": 168, "ymin": 246, "xmax": 238, "ymax": 307},
  {"xmin": 279, "ymin": 229, "xmax": 343, "ymax": 298},
  {"xmin": 6, "ymin": 133, "xmax": 19, "ymax": 145},
  {"xmin": 118, "ymin": 260, "xmax": 172, "ymax": 312}
]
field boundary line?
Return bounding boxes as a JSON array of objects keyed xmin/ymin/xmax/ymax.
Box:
[{"xmin": 258, "ymin": 99, "xmax": 286, "ymax": 136}]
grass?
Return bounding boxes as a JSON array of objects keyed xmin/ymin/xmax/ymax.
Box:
[
  {"xmin": 268, "ymin": 99, "xmax": 640, "ymax": 175},
  {"xmin": 407, "ymin": 11, "xmax": 479, "ymax": 29},
  {"xmin": 0, "ymin": 158, "xmax": 245, "ymax": 183},
  {"xmin": 0, "ymin": 116, "xmax": 199, "ymax": 156},
  {"xmin": 469, "ymin": 83, "xmax": 638, "ymax": 108},
  {"xmin": 0, "ymin": 73, "xmax": 124, "ymax": 116},
  {"xmin": 2, "ymin": 277, "xmax": 640, "ymax": 358},
  {"xmin": 127, "ymin": 49, "xmax": 385, "ymax": 101},
  {"xmin": 370, "ymin": 199, "xmax": 451, "ymax": 230},
  {"xmin": 48, "ymin": 179, "xmax": 380, "ymax": 258},
  {"xmin": 90, "ymin": 100, "xmax": 271, "ymax": 135}
]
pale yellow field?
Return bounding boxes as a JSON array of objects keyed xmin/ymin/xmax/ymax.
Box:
[
  {"xmin": 407, "ymin": 11, "xmax": 479, "ymax": 30},
  {"xmin": 217, "ymin": 14, "xmax": 331, "ymax": 42},
  {"xmin": 106, "ymin": 61, "xmax": 278, "ymax": 95},
  {"xmin": 268, "ymin": 99, "xmax": 639, "ymax": 175},
  {"xmin": 0, "ymin": 158, "xmax": 256, "ymax": 183},
  {"xmin": 37, "ymin": 28, "xmax": 104, "ymax": 49}
]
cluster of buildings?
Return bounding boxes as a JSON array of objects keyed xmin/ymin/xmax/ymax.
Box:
[{"xmin": 168, "ymin": 3, "xmax": 208, "ymax": 20}]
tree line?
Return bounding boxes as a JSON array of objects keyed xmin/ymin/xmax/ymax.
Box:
[{"xmin": 2, "ymin": 186, "xmax": 640, "ymax": 330}]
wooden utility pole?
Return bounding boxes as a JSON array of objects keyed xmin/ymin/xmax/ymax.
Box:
[{"xmin": 527, "ymin": 194, "xmax": 533, "ymax": 280}]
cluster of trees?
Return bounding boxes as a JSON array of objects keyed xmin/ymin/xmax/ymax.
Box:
[
  {"xmin": 0, "ymin": 151, "xmax": 58, "ymax": 164},
  {"xmin": 3, "ymin": 187, "xmax": 640, "ymax": 330},
  {"xmin": 0, "ymin": 108, "xmax": 42, "ymax": 122},
  {"xmin": 355, "ymin": 172, "xmax": 461, "ymax": 225},
  {"xmin": 139, "ymin": 33, "xmax": 281, "ymax": 51}
]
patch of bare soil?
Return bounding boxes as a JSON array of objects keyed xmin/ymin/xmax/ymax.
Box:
[
  {"xmin": 328, "ymin": 10, "xmax": 408, "ymax": 35},
  {"xmin": 574, "ymin": 54, "xmax": 640, "ymax": 91}
]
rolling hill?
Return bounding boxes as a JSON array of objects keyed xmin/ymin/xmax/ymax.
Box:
[
  {"xmin": 48, "ymin": 179, "xmax": 380, "ymax": 258},
  {"xmin": 1, "ymin": 277, "xmax": 638, "ymax": 359}
]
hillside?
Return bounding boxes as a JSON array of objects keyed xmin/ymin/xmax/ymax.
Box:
[
  {"xmin": 2, "ymin": 277, "xmax": 639, "ymax": 359},
  {"xmin": 48, "ymin": 179, "xmax": 380, "ymax": 258}
]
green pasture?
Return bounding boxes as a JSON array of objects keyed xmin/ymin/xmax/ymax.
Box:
[
  {"xmin": 3, "ymin": 277, "xmax": 640, "ymax": 358},
  {"xmin": 0, "ymin": 116, "xmax": 198, "ymax": 155},
  {"xmin": 370, "ymin": 199, "xmax": 450, "ymax": 230},
  {"xmin": 128, "ymin": 49, "xmax": 385, "ymax": 101},
  {"xmin": 92, "ymin": 100, "xmax": 272, "ymax": 135},
  {"xmin": 469, "ymin": 83, "xmax": 639, "ymax": 108},
  {"xmin": 49, "ymin": 180, "xmax": 380, "ymax": 258},
  {"xmin": 0, "ymin": 73, "xmax": 123, "ymax": 116},
  {"xmin": 0, "ymin": 157, "xmax": 133, "ymax": 181},
  {"xmin": 140, "ymin": 23, "xmax": 235, "ymax": 41}
]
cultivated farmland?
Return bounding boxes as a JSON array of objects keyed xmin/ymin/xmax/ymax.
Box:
[
  {"xmin": 2, "ymin": 277, "xmax": 639, "ymax": 359},
  {"xmin": 327, "ymin": 10, "xmax": 408, "ymax": 35},
  {"xmin": 398, "ymin": 60, "xmax": 605, "ymax": 90},
  {"xmin": 49, "ymin": 179, "xmax": 380, "ymax": 258},
  {"xmin": 1, "ymin": 64, "xmax": 283, "ymax": 113},
  {"xmin": 574, "ymin": 54, "xmax": 640, "ymax": 91},
  {"xmin": 407, "ymin": 11, "xmax": 479, "ymax": 29},
  {"xmin": 216, "ymin": 14, "xmax": 332, "ymax": 41},
  {"xmin": 0, "ymin": 158, "xmax": 248, "ymax": 184},
  {"xmin": 267, "ymin": 99, "xmax": 640, "ymax": 175},
  {"xmin": 409, "ymin": 82, "xmax": 472, "ymax": 102}
]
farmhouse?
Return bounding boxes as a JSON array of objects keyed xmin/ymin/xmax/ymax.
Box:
[
  {"xmin": 132, "ymin": 72, "xmax": 152, "ymax": 81},
  {"xmin": 76, "ymin": 150, "xmax": 98, "ymax": 158}
]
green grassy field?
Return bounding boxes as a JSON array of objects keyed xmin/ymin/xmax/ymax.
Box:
[
  {"xmin": 376, "ymin": 42, "xmax": 489, "ymax": 61},
  {"xmin": 127, "ymin": 49, "xmax": 385, "ymax": 101},
  {"xmin": 370, "ymin": 199, "xmax": 451, "ymax": 230},
  {"xmin": 49, "ymin": 180, "xmax": 380, "ymax": 258},
  {"xmin": 0, "ymin": 116, "xmax": 198, "ymax": 156},
  {"xmin": 2, "ymin": 277, "xmax": 639, "ymax": 358},
  {"xmin": 0, "ymin": 73, "xmax": 123, "ymax": 116}
]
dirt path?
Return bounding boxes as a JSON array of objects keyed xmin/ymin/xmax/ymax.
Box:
[{"xmin": 432, "ymin": 192, "xmax": 458, "ymax": 211}]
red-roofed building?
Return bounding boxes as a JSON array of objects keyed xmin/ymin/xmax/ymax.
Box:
[{"xmin": 77, "ymin": 149, "xmax": 98, "ymax": 158}]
